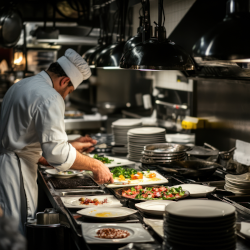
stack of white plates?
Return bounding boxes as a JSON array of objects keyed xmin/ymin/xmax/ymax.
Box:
[
  {"xmin": 112, "ymin": 119, "xmax": 142, "ymax": 154},
  {"xmin": 225, "ymin": 173, "xmax": 250, "ymax": 194},
  {"xmin": 127, "ymin": 127, "xmax": 166, "ymax": 162},
  {"xmin": 163, "ymin": 200, "xmax": 236, "ymax": 250}
]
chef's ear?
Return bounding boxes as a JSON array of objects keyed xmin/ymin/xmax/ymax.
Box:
[{"xmin": 60, "ymin": 76, "xmax": 71, "ymax": 87}]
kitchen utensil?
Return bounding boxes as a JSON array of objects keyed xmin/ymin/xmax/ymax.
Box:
[
  {"xmin": 77, "ymin": 207, "xmax": 137, "ymax": 221},
  {"xmin": 144, "ymin": 143, "xmax": 191, "ymax": 154},
  {"xmin": 170, "ymin": 184, "xmax": 216, "ymax": 197},
  {"xmin": 36, "ymin": 208, "xmax": 60, "ymax": 225},
  {"xmin": 81, "ymin": 223, "xmax": 155, "ymax": 244},
  {"xmin": 61, "ymin": 195, "xmax": 122, "ymax": 209},
  {"xmin": 187, "ymin": 142, "xmax": 219, "ymax": 157},
  {"xmin": 0, "ymin": 6, "xmax": 23, "ymax": 47},
  {"xmin": 113, "ymin": 185, "xmax": 189, "ymax": 202},
  {"xmin": 156, "ymin": 160, "xmax": 221, "ymax": 178}
]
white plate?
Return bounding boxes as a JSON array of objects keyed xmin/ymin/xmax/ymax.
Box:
[
  {"xmin": 240, "ymin": 222, "xmax": 250, "ymax": 238},
  {"xmin": 81, "ymin": 223, "xmax": 154, "ymax": 244},
  {"xmin": 143, "ymin": 218, "xmax": 163, "ymax": 238},
  {"xmin": 225, "ymin": 173, "xmax": 250, "ymax": 183},
  {"xmin": 128, "ymin": 127, "xmax": 165, "ymax": 135},
  {"xmin": 171, "ymin": 184, "xmax": 216, "ymax": 197},
  {"xmin": 45, "ymin": 169, "xmax": 79, "ymax": 178},
  {"xmin": 77, "ymin": 207, "xmax": 137, "ymax": 221},
  {"xmin": 165, "ymin": 200, "xmax": 235, "ymax": 218},
  {"xmin": 106, "ymin": 170, "xmax": 168, "ymax": 188},
  {"xmin": 61, "ymin": 195, "xmax": 122, "ymax": 208},
  {"xmin": 112, "ymin": 119, "xmax": 142, "ymax": 127},
  {"xmin": 89, "ymin": 155, "xmax": 135, "ymax": 168},
  {"xmin": 136, "ymin": 200, "xmax": 175, "ymax": 216}
]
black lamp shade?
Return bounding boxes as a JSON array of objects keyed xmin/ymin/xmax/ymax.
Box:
[
  {"xmin": 192, "ymin": 16, "xmax": 250, "ymax": 62},
  {"xmin": 96, "ymin": 42, "xmax": 126, "ymax": 68},
  {"xmin": 120, "ymin": 38, "xmax": 195, "ymax": 70}
]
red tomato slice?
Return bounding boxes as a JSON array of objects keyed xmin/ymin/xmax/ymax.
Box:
[
  {"xmin": 159, "ymin": 187, "xmax": 167, "ymax": 191},
  {"xmin": 142, "ymin": 194, "xmax": 148, "ymax": 198},
  {"xmin": 135, "ymin": 185, "xmax": 143, "ymax": 191},
  {"xmin": 152, "ymin": 188, "xmax": 159, "ymax": 192}
]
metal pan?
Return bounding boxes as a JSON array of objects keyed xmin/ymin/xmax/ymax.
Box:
[
  {"xmin": 144, "ymin": 143, "xmax": 192, "ymax": 154},
  {"xmin": 140, "ymin": 157, "xmax": 186, "ymax": 164},
  {"xmin": 187, "ymin": 143, "xmax": 219, "ymax": 157},
  {"xmin": 113, "ymin": 185, "xmax": 190, "ymax": 203},
  {"xmin": 142, "ymin": 151, "xmax": 186, "ymax": 158},
  {"xmin": 156, "ymin": 160, "xmax": 222, "ymax": 178}
]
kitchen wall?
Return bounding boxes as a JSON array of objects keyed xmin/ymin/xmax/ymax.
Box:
[
  {"xmin": 132, "ymin": 0, "xmax": 196, "ymax": 91},
  {"xmin": 195, "ymin": 79, "xmax": 250, "ymax": 151}
]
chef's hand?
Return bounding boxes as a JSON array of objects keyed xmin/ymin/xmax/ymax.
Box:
[
  {"xmin": 70, "ymin": 141, "xmax": 95, "ymax": 153},
  {"xmin": 70, "ymin": 135, "xmax": 97, "ymax": 153},
  {"xmin": 92, "ymin": 160, "xmax": 114, "ymax": 184},
  {"xmin": 72, "ymin": 135, "xmax": 97, "ymax": 145},
  {"xmin": 38, "ymin": 156, "xmax": 51, "ymax": 166}
]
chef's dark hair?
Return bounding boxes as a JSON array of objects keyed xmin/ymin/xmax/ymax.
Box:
[{"xmin": 47, "ymin": 62, "xmax": 73, "ymax": 87}]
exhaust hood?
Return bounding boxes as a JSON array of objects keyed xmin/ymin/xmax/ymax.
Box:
[{"xmin": 169, "ymin": 0, "xmax": 250, "ymax": 80}]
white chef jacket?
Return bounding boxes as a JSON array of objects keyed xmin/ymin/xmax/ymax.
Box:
[{"xmin": 0, "ymin": 71, "xmax": 76, "ymax": 235}]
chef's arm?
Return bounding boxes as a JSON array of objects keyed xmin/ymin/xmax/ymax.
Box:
[{"xmin": 70, "ymin": 151, "xmax": 114, "ymax": 184}]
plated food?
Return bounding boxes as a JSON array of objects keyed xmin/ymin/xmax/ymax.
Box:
[
  {"xmin": 77, "ymin": 207, "xmax": 137, "ymax": 221},
  {"xmin": 89, "ymin": 154, "xmax": 135, "ymax": 168},
  {"xmin": 171, "ymin": 184, "xmax": 216, "ymax": 197},
  {"xmin": 122, "ymin": 185, "xmax": 186, "ymax": 200},
  {"xmin": 61, "ymin": 195, "xmax": 122, "ymax": 208},
  {"xmin": 45, "ymin": 169, "xmax": 79, "ymax": 178},
  {"xmin": 107, "ymin": 167, "xmax": 168, "ymax": 188},
  {"xmin": 81, "ymin": 223, "xmax": 155, "ymax": 244},
  {"xmin": 96, "ymin": 228, "xmax": 130, "ymax": 239}
]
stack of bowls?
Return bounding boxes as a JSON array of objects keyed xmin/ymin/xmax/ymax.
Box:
[
  {"xmin": 141, "ymin": 143, "xmax": 191, "ymax": 164},
  {"xmin": 225, "ymin": 173, "xmax": 250, "ymax": 194},
  {"xmin": 127, "ymin": 127, "xmax": 166, "ymax": 162},
  {"xmin": 163, "ymin": 200, "xmax": 237, "ymax": 250},
  {"xmin": 112, "ymin": 119, "xmax": 142, "ymax": 154}
]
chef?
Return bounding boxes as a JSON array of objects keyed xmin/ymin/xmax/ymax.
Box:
[{"xmin": 0, "ymin": 48, "xmax": 114, "ymax": 235}]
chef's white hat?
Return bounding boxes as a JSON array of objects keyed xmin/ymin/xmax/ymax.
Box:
[{"xmin": 57, "ymin": 48, "xmax": 91, "ymax": 89}]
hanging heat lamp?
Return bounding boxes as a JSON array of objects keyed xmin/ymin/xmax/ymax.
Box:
[
  {"xmin": 83, "ymin": 2, "xmax": 111, "ymax": 68},
  {"xmin": 123, "ymin": 16, "xmax": 144, "ymax": 54},
  {"xmin": 193, "ymin": 0, "xmax": 250, "ymax": 63},
  {"xmin": 120, "ymin": 0, "xmax": 195, "ymax": 71},
  {"xmin": 96, "ymin": 0, "xmax": 129, "ymax": 69}
]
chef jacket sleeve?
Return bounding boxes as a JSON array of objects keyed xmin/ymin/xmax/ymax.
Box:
[{"xmin": 33, "ymin": 94, "xmax": 76, "ymax": 171}]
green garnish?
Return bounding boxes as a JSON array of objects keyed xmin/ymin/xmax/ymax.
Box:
[
  {"xmin": 147, "ymin": 169, "xmax": 150, "ymax": 173},
  {"xmin": 110, "ymin": 166, "xmax": 138, "ymax": 178},
  {"xmin": 131, "ymin": 187, "xmax": 136, "ymax": 191},
  {"xmin": 67, "ymin": 171, "xmax": 73, "ymax": 174},
  {"xmin": 93, "ymin": 154, "xmax": 114, "ymax": 164}
]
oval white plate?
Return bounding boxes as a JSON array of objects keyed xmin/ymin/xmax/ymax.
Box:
[
  {"xmin": 45, "ymin": 169, "xmax": 79, "ymax": 178},
  {"xmin": 171, "ymin": 184, "xmax": 216, "ymax": 197},
  {"xmin": 77, "ymin": 207, "xmax": 137, "ymax": 221},
  {"xmin": 165, "ymin": 200, "xmax": 235, "ymax": 218},
  {"xmin": 136, "ymin": 200, "xmax": 175, "ymax": 216}
]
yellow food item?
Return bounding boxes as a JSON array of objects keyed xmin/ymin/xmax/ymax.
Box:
[
  {"xmin": 95, "ymin": 212, "xmax": 112, "ymax": 217},
  {"xmin": 147, "ymin": 177, "xmax": 161, "ymax": 182},
  {"xmin": 118, "ymin": 175, "xmax": 125, "ymax": 181}
]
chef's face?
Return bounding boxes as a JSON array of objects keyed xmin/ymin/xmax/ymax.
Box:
[
  {"xmin": 58, "ymin": 77, "xmax": 75, "ymax": 99},
  {"xmin": 61, "ymin": 83, "xmax": 74, "ymax": 100}
]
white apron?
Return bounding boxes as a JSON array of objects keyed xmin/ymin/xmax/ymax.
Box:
[{"xmin": 0, "ymin": 71, "xmax": 76, "ymax": 235}]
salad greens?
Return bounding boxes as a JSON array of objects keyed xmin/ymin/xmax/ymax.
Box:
[
  {"xmin": 110, "ymin": 166, "xmax": 138, "ymax": 179},
  {"xmin": 93, "ymin": 154, "xmax": 114, "ymax": 164}
]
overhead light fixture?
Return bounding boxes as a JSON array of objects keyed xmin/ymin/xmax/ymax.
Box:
[
  {"xmin": 192, "ymin": 0, "xmax": 250, "ymax": 62},
  {"xmin": 96, "ymin": 0, "xmax": 129, "ymax": 69},
  {"xmin": 120, "ymin": 0, "xmax": 195, "ymax": 71},
  {"xmin": 83, "ymin": 2, "xmax": 112, "ymax": 68},
  {"xmin": 123, "ymin": 16, "xmax": 143, "ymax": 54}
]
